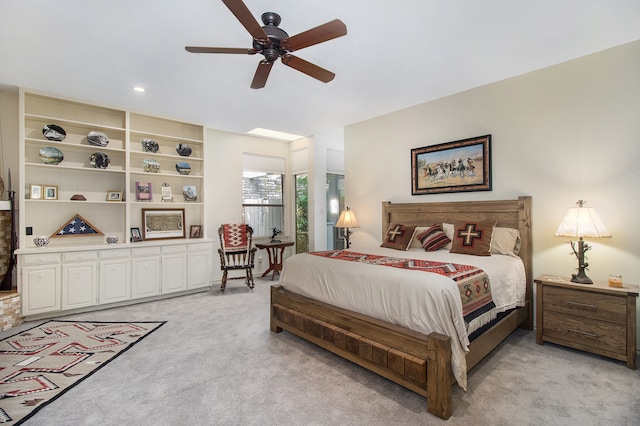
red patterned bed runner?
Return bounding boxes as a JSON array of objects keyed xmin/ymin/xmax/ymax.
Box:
[{"xmin": 310, "ymin": 250, "xmax": 497, "ymax": 333}]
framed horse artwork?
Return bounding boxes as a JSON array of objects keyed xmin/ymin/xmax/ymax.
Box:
[{"xmin": 411, "ymin": 135, "xmax": 492, "ymax": 195}]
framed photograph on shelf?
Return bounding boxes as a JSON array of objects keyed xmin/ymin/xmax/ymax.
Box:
[
  {"xmin": 161, "ymin": 183, "xmax": 173, "ymax": 202},
  {"xmin": 182, "ymin": 185, "xmax": 197, "ymax": 202},
  {"xmin": 135, "ymin": 182, "xmax": 152, "ymax": 201},
  {"xmin": 142, "ymin": 208, "xmax": 185, "ymax": 240},
  {"xmin": 189, "ymin": 225, "xmax": 202, "ymax": 238},
  {"xmin": 43, "ymin": 185, "xmax": 58, "ymax": 200},
  {"xmin": 30, "ymin": 184, "xmax": 43, "ymax": 200},
  {"xmin": 106, "ymin": 190, "xmax": 123, "ymax": 202},
  {"xmin": 411, "ymin": 134, "xmax": 492, "ymax": 195},
  {"xmin": 130, "ymin": 227, "xmax": 142, "ymax": 242}
]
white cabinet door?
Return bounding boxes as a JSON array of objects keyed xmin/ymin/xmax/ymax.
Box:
[
  {"xmin": 22, "ymin": 264, "xmax": 61, "ymax": 316},
  {"xmin": 62, "ymin": 262, "xmax": 97, "ymax": 310},
  {"xmin": 162, "ymin": 253, "xmax": 187, "ymax": 294},
  {"xmin": 188, "ymin": 251, "xmax": 211, "ymax": 289},
  {"xmin": 131, "ymin": 256, "xmax": 161, "ymax": 299},
  {"xmin": 99, "ymin": 258, "xmax": 131, "ymax": 304}
]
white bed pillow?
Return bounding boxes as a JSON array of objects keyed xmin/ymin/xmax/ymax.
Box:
[
  {"xmin": 409, "ymin": 226, "xmax": 429, "ymax": 248},
  {"xmin": 442, "ymin": 222, "xmax": 454, "ymax": 250},
  {"xmin": 491, "ymin": 227, "xmax": 521, "ymax": 257}
]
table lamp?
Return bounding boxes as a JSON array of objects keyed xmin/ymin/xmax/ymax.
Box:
[
  {"xmin": 554, "ymin": 200, "xmax": 611, "ymax": 284},
  {"xmin": 336, "ymin": 207, "xmax": 359, "ymax": 249}
]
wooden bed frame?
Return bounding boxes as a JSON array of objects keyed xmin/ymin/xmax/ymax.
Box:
[{"xmin": 270, "ymin": 196, "xmax": 532, "ymax": 419}]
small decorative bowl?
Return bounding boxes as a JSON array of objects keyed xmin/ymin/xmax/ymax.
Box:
[
  {"xmin": 106, "ymin": 236, "xmax": 119, "ymax": 244},
  {"xmin": 34, "ymin": 236, "xmax": 50, "ymax": 247}
]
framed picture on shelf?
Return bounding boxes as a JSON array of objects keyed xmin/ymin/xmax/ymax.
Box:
[
  {"xmin": 189, "ymin": 225, "xmax": 202, "ymax": 238},
  {"xmin": 30, "ymin": 184, "xmax": 43, "ymax": 200},
  {"xmin": 130, "ymin": 227, "xmax": 142, "ymax": 242},
  {"xmin": 411, "ymin": 134, "xmax": 492, "ymax": 195},
  {"xmin": 182, "ymin": 185, "xmax": 197, "ymax": 202},
  {"xmin": 106, "ymin": 190, "xmax": 123, "ymax": 202},
  {"xmin": 43, "ymin": 185, "xmax": 58, "ymax": 200},
  {"xmin": 142, "ymin": 208, "xmax": 185, "ymax": 240},
  {"xmin": 161, "ymin": 183, "xmax": 173, "ymax": 202},
  {"xmin": 135, "ymin": 182, "xmax": 152, "ymax": 201}
]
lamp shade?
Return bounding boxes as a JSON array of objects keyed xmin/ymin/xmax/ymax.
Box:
[
  {"xmin": 555, "ymin": 201, "xmax": 611, "ymax": 238},
  {"xmin": 336, "ymin": 207, "xmax": 359, "ymax": 229}
]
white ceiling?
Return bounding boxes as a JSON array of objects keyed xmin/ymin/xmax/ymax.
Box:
[{"xmin": 1, "ymin": 1, "xmax": 639, "ymax": 139}]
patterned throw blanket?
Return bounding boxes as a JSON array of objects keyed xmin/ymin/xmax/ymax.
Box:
[{"xmin": 310, "ymin": 250, "xmax": 497, "ymax": 333}]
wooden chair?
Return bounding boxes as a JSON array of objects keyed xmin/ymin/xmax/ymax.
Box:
[{"xmin": 218, "ymin": 224, "xmax": 257, "ymax": 291}]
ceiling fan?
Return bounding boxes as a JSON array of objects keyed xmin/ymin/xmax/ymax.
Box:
[{"xmin": 185, "ymin": 0, "xmax": 347, "ymax": 89}]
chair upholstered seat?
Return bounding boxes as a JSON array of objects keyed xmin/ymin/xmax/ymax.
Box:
[{"xmin": 218, "ymin": 224, "xmax": 257, "ymax": 291}]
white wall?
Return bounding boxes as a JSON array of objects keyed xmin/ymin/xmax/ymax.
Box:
[
  {"xmin": 345, "ymin": 41, "xmax": 640, "ymax": 338},
  {"xmin": 205, "ymin": 128, "xmax": 291, "ymax": 281}
]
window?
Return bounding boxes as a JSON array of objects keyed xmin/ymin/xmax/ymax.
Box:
[
  {"xmin": 242, "ymin": 171, "xmax": 284, "ymax": 238},
  {"xmin": 295, "ymin": 174, "xmax": 309, "ymax": 253}
]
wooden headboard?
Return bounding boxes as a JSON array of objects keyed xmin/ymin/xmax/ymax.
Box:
[{"xmin": 381, "ymin": 196, "xmax": 533, "ymax": 327}]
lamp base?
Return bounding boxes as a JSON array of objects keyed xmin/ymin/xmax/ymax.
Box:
[{"xmin": 571, "ymin": 273, "xmax": 593, "ymax": 284}]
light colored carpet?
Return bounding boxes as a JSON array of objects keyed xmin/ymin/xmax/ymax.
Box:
[{"xmin": 2, "ymin": 279, "xmax": 639, "ymax": 426}]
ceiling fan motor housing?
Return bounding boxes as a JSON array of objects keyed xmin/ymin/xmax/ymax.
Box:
[{"xmin": 255, "ymin": 12, "xmax": 289, "ymax": 62}]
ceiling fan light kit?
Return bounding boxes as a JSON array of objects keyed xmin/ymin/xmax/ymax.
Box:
[{"xmin": 185, "ymin": 0, "xmax": 347, "ymax": 89}]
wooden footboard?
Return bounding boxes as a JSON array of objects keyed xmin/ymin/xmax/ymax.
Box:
[{"xmin": 270, "ymin": 285, "xmax": 455, "ymax": 419}]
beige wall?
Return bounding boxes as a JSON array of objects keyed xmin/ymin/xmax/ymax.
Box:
[{"xmin": 345, "ymin": 41, "xmax": 640, "ymax": 337}]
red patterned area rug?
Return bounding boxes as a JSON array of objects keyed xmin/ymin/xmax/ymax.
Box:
[{"xmin": 0, "ymin": 320, "xmax": 165, "ymax": 425}]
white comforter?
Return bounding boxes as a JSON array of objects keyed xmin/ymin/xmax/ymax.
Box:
[{"xmin": 279, "ymin": 246, "xmax": 526, "ymax": 390}]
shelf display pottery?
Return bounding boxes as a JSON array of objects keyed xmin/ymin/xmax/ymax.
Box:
[
  {"xmin": 175, "ymin": 161, "xmax": 191, "ymax": 175},
  {"xmin": 89, "ymin": 151, "xmax": 110, "ymax": 169},
  {"xmin": 106, "ymin": 236, "xmax": 119, "ymax": 244},
  {"xmin": 176, "ymin": 143, "xmax": 192, "ymax": 157},
  {"xmin": 143, "ymin": 158, "xmax": 160, "ymax": 173},
  {"xmin": 39, "ymin": 146, "xmax": 64, "ymax": 165},
  {"xmin": 42, "ymin": 124, "xmax": 66, "ymax": 141},
  {"xmin": 33, "ymin": 236, "xmax": 50, "ymax": 247},
  {"xmin": 71, "ymin": 194, "xmax": 87, "ymax": 201},
  {"xmin": 142, "ymin": 139, "xmax": 159, "ymax": 153},
  {"xmin": 87, "ymin": 131, "xmax": 109, "ymax": 147}
]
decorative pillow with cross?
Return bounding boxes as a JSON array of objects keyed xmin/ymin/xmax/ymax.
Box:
[
  {"xmin": 381, "ymin": 223, "xmax": 417, "ymax": 250},
  {"xmin": 450, "ymin": 221, "xmax": 496, "ymax": 256}
]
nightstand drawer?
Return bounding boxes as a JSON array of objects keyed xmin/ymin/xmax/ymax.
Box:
[
  {"xmin": 544, "ymin": 311, "xmax": 627, "ymax": 357},
  {"xmin": 544, "ymin": 286, "xmax": 626, "ymax": 324}
]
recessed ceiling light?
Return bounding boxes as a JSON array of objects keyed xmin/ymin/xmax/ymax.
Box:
[
  {"xmin": 133, "ymin": 86, "xmax": 146, "ymax": 93},
  {"xmin": 248, "ymin": 128, "xmax": 304, "ymax": 141}
]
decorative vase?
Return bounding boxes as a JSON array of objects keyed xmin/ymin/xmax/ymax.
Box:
[
  {"xmin": 39, "ymin": 147, "xmax": 64, "ymax": 165},
  {"xmin": 142, "ymin": 139, "xmax": 159, "ymax": 153},
  {"xmin": 176, "ymin": 143, "xmax": 192, "ymax": 157},
  {"xmin": 175, "ymin": 161, "xmax": 191, "ymax": 175},
  {"xmin": 87, "ymin": 131, "xmax": 109, "ymax": 147},
  {"xmin": 42, "ymin": 124, "xmax": 66, "ymax": 141},
  {"xmin": 89, "ymin": 152, "xmax": 110, "ymax": 169},
  {"xmin": 33, "ymin": 236, "xmax": 50, "ymax": 247}
]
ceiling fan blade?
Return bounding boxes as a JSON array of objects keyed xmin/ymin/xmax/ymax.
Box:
[
  {"xmin": 222, "ymin": 0, "xmax": 270, "ymax": 43},
  {"xmin": 281, "ymin": 55, "xmax": 335, "ymax": 83},
  {"xmin": 282, "ymin": 19, "xmax": 347, "ymax": 52},
  {"xmin": 251, "ymin": 60, "xmax": 274, "ymax": 89},
  {"xmin": 185, "ymin": 46, "xmax": 256, "ymax": 55}
]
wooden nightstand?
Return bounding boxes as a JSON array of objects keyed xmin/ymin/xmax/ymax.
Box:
[{"xmin": 535, "ymin": 275, "xmax": 638, "ymax": 369}]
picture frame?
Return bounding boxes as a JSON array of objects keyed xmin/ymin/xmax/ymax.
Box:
[
  {"xmin": 135, "ymin": 181, "xmax": 152, "ymax": 201},
  {"xmin": 411, "ymin": 134, "xmax": 492, "ymax": 195},
  {"xmin": 189, "ymin": 225, "xmax": 202, "ymax": 238},
  {"xmin": 43, "ymin": 185, "xmax": 59, "ymax": 200},
  {"xmin": 130, "ymin": 227, "xmax": 142, "ymax": 242},
  {"xmin": 106, "ymin": 190, "xmax": 123, "ymax": 202},
  {"xmin": 161, "ymin": 183, "xmax": 173, "ymax": 202},
  {"xmin": 182, "ymin": 185, "xmax": 197, "ymax": 202},
  {"xmin": 30, "ymin": 184, "xmax": 43, "ymax": 200},
  {"xmin": 142, "ymin": 208, "xmax": 185, "ymax": 240}
]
